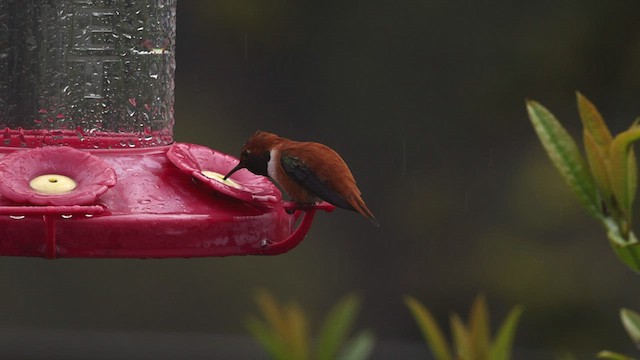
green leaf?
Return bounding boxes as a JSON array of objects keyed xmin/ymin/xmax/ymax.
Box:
[
  {"xmin": 316, "ymin": 293, "xmax": 361, "ymax": 360},
  {"xmin": 286, "ymin": 302, "xmax": 311, "ymax": 360},
  {"xmin": 336, "ymin": 330, "xmax": 376, "ymax": 360},
  {"xmin": 577, "ymin": 92, "xmax": 613, "ymax": 147},
  {"xmin": 469, "ymin": 295, "xmax": 491, "ymax": 360},
  {"xmin": 404, "ymin": 296, "xmax": 453, "ymax": 360},
  {"xmin": 621, "ymin": 308, "xmax": 640, "ymax": 345},
  {"xmin": 603, "ymin": 216, "xmax": 640, "ymax": 273},
  {"xmin": 254, "ymin": 289, "xmax": 288, "ymax": 337},
  {"xmin": 609, "ymin": 126, "xmax": 640, "ymax": 235},
  {"xmin": 630, "ymin": 148, "xmax": 638, "ymax": 212},
  {"xmin": 578, "ymin": 93, "xmax": 615, "ymax": 217},
  {"xmin": 609, "ymin": 237, "xmax": 640, "ymax": 274},
  {"xmin": 249, "ymin": 290, "xmax": 312, "ymax": 360},
  {"xmin": 450, "ymin": 313, "xmax": 471, "ymax": 360},
  {"xmin": 584, "ymin": 131, "xmax": 613, "ymax": 209},
  {"xmin": 610, "ymin": 242, "xmax": 640, "ymax": 274},
  {"xmin": 246, "ymin": 316, "xmax": 289, "ymax": 360},
  {"xmin": 488, "ymin": 306, "xmax": 524, "ymax": 360},
  {"xmin": 526, "ymin": 100, "xmax": 601, "ymax": 219},
  {"xmin": 597, "ymin": 350, "xmax": 636, "ymax": 360}
]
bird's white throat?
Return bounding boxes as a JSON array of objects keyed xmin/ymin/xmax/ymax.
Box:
[{"xmin": 267, "ymin": 149, "xmax": 279, "ymax": 181}]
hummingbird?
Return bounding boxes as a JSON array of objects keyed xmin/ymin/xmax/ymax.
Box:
[{"xmin": 224, "ymin": 131, "xmax": 379, "ymax": 226}]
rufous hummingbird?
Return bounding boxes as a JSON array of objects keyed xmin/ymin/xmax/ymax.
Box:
[{"xmin": 224, "ymin": 131, "xmax": 379, "ymax": 226}]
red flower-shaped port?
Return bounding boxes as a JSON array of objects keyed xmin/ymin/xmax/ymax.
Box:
[
  {"xmin": 0, "ymin": 146, "xmax": 117, "ymax": 206},
  {"xmin": 167, "ymin": 143, "xmax": 281, "ymax": 204}
]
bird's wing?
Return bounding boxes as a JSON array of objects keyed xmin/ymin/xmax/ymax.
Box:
[{"xmin": 279, "ymin": 147, "xmax": 353, "ymax": 210}]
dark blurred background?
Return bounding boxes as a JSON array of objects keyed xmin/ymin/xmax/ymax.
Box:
[{"xmin": 2, "ymin": 0, "xmax": 640, "ymax": 358}]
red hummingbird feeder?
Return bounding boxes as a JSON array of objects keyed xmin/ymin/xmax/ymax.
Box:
[{"xmin": 0, "ymin": 0, "xmax": 331, "ymax": 259}]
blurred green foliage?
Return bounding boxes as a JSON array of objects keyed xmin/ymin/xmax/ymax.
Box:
[
  {"xmin": 246, "ymin": 289, "xmax": 374, "ymax": 360},
  {"xmin": 527, "ymin": 94, "xmax": 640, "ymax": 273},
  {"xmin": 528, "ymin": 94, "xmax": 640, "ymax": 359},
  {"xmin": 599, "ymin": 309, "xmax": 640, "ymax": 360},
  {"xmin": 404, "ymin": 295, "xmax": 523, "ymax": 360}
]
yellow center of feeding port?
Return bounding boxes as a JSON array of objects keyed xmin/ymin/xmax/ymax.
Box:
[
  {"xmin": 29, "ymin": 174, "xmax": 77, "ymax": 194},
  {"xmin": 201, "ymin": 170, "xmax": 241, "ymax": 189}
]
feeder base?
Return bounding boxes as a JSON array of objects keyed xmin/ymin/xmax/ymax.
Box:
[{"xmin": 0, "ymin": 144, "xmax": 332, "ymax": 258}]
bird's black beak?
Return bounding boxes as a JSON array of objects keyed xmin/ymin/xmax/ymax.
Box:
[{"xmin": 223, "ymin": 162, "xmax": 244, "ymax": 180}]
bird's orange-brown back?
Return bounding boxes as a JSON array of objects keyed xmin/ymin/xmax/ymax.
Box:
[{"xmin": 277, "ymin": 140, "xmax": 378, "ymax": 225}]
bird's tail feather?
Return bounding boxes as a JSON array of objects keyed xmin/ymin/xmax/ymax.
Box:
[{"xmin": 348, "ymin": 195, "xmax": 379, "ymax": 227}]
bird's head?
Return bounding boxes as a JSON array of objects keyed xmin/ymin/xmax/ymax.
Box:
[{"xmin": 224, "ymin": 131, "xmax": 281, "ymax": 180}]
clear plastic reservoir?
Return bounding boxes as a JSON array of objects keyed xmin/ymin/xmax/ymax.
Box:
[{"xmin": 0, "ymin": 0, "xmax": 176, "ymax": 148}]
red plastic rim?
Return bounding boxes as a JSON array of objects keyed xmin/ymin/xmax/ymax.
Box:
[{"xmin": 0, "ymin": 128, "xmax": 173, "ymax": 148}]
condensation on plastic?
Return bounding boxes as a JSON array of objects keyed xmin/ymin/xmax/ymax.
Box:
[{"xmin": 0, "ymin": 0, "xmax": 175, "ymax": 148}]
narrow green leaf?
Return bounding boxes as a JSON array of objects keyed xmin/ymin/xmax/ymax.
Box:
[
  {"xmin": 610, "ymin": 242, "xmax": 640, "ymax": 274},
  {"xmin": 488, "ymin": 306, "xmax": 524, "ymax": 360},
  {"xmin": 286, "ymin": 302, "xmax": 311, "ymax": 360},
  {"xmin": 621, "ymin": 308, "xmax": 640, "ymax": 344},
  {"xmin": 608, "ymin": 226, "xmax": 640, "ymax": 273},
  {"xmin": 604, "ymin": 216, "xmax": 640, "ymax": 273},
  {"xmin": 597, "ymin": 350, "xmax": 636, "ymax": 360},
  {"xmin": 254, "ymin": 289, "xmax": 288, "ymax": 337},
  {"xmin": 246, "ymin": 316, "xmax": 289, "ymax": 360},
  {"xmin": 316, "ymin": 293, "xmax": 361, "ymax": 360},
  {"xmin": 469, "ymin": 295, "xmax": 491, "ymax": 360},
  {"xmin": 450, "ymin": 313, "xmax": 472, "ymax": 360},
  {"xmin": 608, "ymin": 126, "xmax": 640, "ymax": 234},
  {"xmin": 526, "ymin": 100, "xmax": 601, "ymax": 219},
  {"xmin": 578, "ymin": 92, "xmax": 615, "ymax": 215},
  {"xmin": 336, "ymin": 330, "xmax": 376, "ymax": 360},
  {"xmin": 629, "ymin": 149, "xmax": 638, "ymax": 212},
  {"xmin": 404, "ymin": 296, "xmax": 453, "ymax": 360},
  {"xmin": 584, "ymin": 131, "xmax": 614, "ymax": 210},
  {"xmin": 577, "ymin": 92, "xmax": 613, "ymax": 147}
]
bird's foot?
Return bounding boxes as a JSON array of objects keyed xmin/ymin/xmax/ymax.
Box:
[
  {"xmin": 283, "ymin": 201, "xmax": 336, "ymax": 214},
  {"xmin": 284, "ymin": 202, "xmax": 316, "ymax": 214}
]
